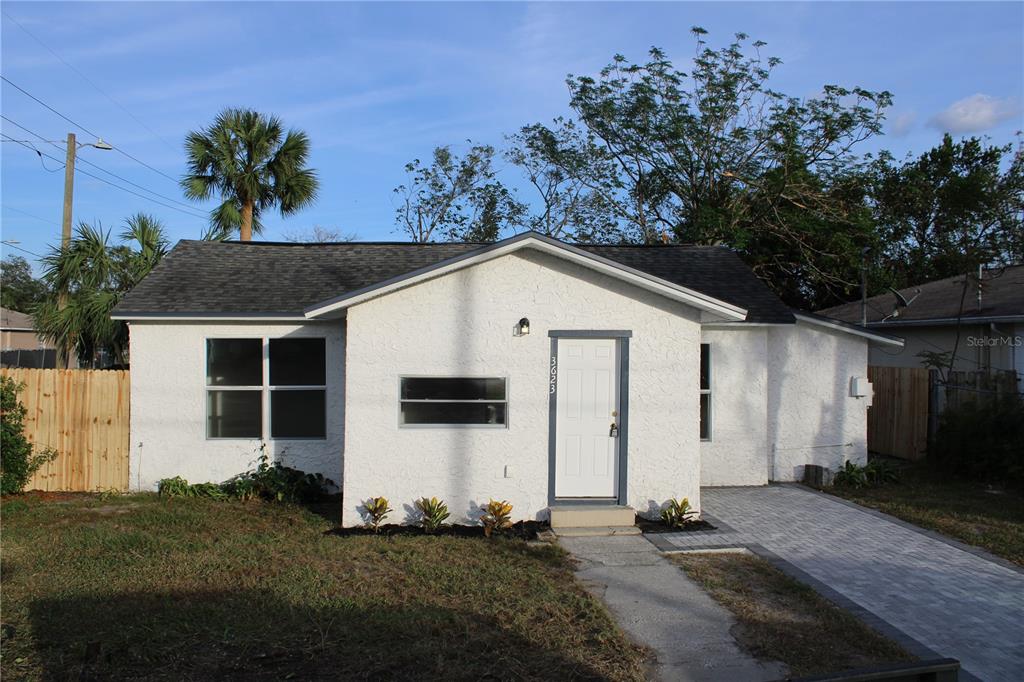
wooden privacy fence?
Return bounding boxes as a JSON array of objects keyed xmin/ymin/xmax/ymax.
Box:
[
  {"xmin": 1, "ymin": 368, "xmax": 129, "ymax": 491},
  {"xmin": 867, "ymin": 366, "xmax": 929, "ymax": 460}
]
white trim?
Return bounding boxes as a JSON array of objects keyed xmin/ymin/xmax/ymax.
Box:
[
  {"xmin": 864, "ymin": 315, "xmax": 1024, "ymax": 328},
  {"xmin": 701, "ymin": 322, "xmax": 791, "ymax": 329},
  {"xmin": 112, "ymin": 313, "xmax": 310, "ymax": 322},
  {"xmin": 304, "ymin": 235, "xmax": 748, "ymax": 321},
  {"xmin": 794, "ymin": 313, "xmax": 904, "ymax": 347}
]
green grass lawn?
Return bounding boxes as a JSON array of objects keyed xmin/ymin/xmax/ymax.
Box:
[
  {"xmin": 0, "ymin": 494, "xmax": 646, "ymax": 681},
  {"xmin": 829, "ymin": 465, "xmax": 1024, "ymax": 566}
]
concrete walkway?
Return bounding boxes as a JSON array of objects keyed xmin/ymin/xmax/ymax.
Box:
[
  {"xmin": 659, "ymin": 486, "xmax": 1024, "ymax": 682},
  {"xmin": 559, "ymin": 535, "xmax": 787, "ymax": 681}
]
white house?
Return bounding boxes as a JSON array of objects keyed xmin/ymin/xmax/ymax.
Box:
[{"xmin": 112, "ymin": 232, "xmax": 901, "ymax": 528}]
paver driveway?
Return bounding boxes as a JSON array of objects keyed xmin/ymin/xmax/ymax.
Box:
[{"xmin": 658, "ymin": 485, "xmax": 1024, "ymax": 682}]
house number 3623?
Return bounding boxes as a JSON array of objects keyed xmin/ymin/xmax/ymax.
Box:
[{"xmin": 549, "ymin": 356, "xmax": 557, "ymax": 394}]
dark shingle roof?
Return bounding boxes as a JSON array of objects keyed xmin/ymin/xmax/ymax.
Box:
[
  {"xmin": 818, "ymin": 265, "xmax": 1024, "ymax": 325},
  {"xmin": 113, "ymin": 237, "xmax": 795, "ymax": 323}
]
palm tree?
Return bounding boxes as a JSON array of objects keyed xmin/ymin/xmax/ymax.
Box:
[
  {"xmin": 182, "ymin": 109, "xmax": 319, "ymax": 241},
  {"xmin": 34, "ymin": 214, "xmax": 169, "ymax": 367}
]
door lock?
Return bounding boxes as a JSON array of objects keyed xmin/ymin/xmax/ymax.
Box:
[{"xmin": 609, "ymin": 422, "xmax": 619, "ymax": 437}]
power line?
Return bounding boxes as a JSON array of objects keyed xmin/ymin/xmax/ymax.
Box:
[
  {"xmin": 3, "ymin": 135, "xmax": 208, "ymax": 220},
  {"xmin": 2, "ymin": 9, "xmax": 178, "ymax": 153},
  {"xmin": 0, "ymin": 241, "xmax": 45, "ymax": 259},
  {"xmin": 2, "ymin": 205, "xmax": 59, "ymax": 228},
  {"xmin": 0, "ymin": 74, "xmax": 181, "ymax": 185},
  {"xmin": 0, "ymin": 133, "xmax": 65, "ymax": 172},
  {"xmin": 2, "ymin": 115, "xmax": 207, "ymax": 217},
  {"xmin": 0, "ymin": 74, "xmax": 101, "ymax": 139}
]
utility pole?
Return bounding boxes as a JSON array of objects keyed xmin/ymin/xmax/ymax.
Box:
[{"xmin": 61, "ymin": 132, "xmax": 76, "ymax": 249}]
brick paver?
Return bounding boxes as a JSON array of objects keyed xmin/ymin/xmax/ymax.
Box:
[{"xmin": 660, "ymin": 486, "xmax": 1024, "ymax": 682}]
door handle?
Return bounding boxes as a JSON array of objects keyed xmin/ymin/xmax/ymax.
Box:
[{"xmin": 609, "ymin": 422, "xmax": 619, "ymax": 437}]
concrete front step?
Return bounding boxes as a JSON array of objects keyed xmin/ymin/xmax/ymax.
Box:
[
  {"xmin": 554, "ymin": 525, "xmax": 642, "ymax": 537},
  {"xmin": 549, "ymin": 504, "xmax": 636, "ymax": 529}
]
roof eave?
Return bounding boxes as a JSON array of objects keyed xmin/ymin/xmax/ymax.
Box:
[{"xmin": 793, "ymin": 313, "xmax": 905, "ymax": 347}]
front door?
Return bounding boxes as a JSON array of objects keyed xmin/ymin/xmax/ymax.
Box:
[{"xmin": 554, "ymin": 338, "xmax": 620, "ymax": 498}]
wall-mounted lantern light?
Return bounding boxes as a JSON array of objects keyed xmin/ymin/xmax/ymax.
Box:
[{"xmin": 517, "ymin": 317, "xmax": 531, "ymax": 336}]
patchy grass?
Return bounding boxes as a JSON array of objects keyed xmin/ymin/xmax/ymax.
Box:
[
  {"xmin": 0, "ymin": 494, "xmax": 646, "ymax": 681},
  {"xmin": 829, "ymin": 465, "xmax": 1024, "ymax": 566},
  {"xmin": 670, "ymin": 552, "xmax": 914, "ymax": 678}
]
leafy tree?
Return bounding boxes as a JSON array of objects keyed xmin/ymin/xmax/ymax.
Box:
[
  {"xmin": 393, "ymin": 144, "xmax": 524, "ymax": 242},
  {"xmin": 183, "ymin": 108, "xmax": 319, "ymax": 241},
  {"xmin": 282, "ymin": 226, "xmax": 357, "ymax": 242},
  {"xmin": 869, "ymin": 134, "xmax": 1024, "ymax": 290},
  {"xmin": 507, "ymin": 29, "xmax": 890, "ymax": 305},
  {"xmin": 34, "ymin": 214, "xmax": 169, "ymax": 367},
  {"xmin": 0, "ymin": 255, "xmax": 46, "ymax": 313},
  {"xmin": 504, "ymin": 120, "xmax": 622, "ymax": 241}
]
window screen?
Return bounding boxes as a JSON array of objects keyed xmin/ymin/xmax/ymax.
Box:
[
  {"xmin": 207, "ymin": 338, "xmax": 262, "ymax": 386},
  {"xmin": 400, "ymin": 377, "xmax": 507, "ymax": 426},
  {"xmin": 207, "ymin": 390, "xmax": 262, "ymax": 438}
]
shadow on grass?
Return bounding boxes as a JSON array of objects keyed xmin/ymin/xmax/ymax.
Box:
[{"xmin": 25, "ymin": 589, "xmax": 612, "ymax": 681}]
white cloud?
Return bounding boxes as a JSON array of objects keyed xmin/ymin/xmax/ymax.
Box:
[
  {"xmin": 928, "ymin": 94, "xmax": 1021, "ymax": 134},
  {"xmin": 889, "ymin": 111, "xmax": 917, "ymax": 137}
]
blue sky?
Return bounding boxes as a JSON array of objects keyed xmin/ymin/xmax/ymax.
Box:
[{"xmin": 2, "ymin": 1, "xmax": 1022, "ymax": 270}]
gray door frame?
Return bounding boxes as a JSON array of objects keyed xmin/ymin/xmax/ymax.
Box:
[{"xmin": 547, "ymin": 330, "xmax": 631, "ymax": 507}]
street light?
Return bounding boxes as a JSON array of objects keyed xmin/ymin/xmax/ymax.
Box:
[{"xmin": 62, "ymin": 132, "xmax": 113, "ymax": 249}]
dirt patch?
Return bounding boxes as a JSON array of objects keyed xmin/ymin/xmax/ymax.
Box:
[{"xmin": 670, "ymin": 552, "xmax": 914, "ymax": 677}]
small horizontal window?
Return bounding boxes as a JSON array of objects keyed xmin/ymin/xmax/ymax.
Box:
[{"xmin": 400, "ymin": 377, "xmax": 507, "ymax": 426}]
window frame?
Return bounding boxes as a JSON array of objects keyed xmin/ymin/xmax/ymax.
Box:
[
  {"xmin": 699, "ymin": 343, "xmax": 712, "ymax": 442},
  {"xmin": 397, "ymin": 375, "xmax": 510, "ymax": 429},
  {"xmin": 205, "ymin": 336, "xmax": 328, "ymax": 441}
]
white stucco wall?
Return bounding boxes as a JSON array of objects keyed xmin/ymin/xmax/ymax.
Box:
[
  {"xmin": 767, "ymin": 322, "xmax": 870, "ymax": 482},
  {"xmin": 342, "ymin": 249, "xmax": 703, "ymax": 527},
  {"xmin": 128, "ymin": 320, "xmax": 345, "ymax": 491},
  {"xmin": 698, "ymin": 327, "xmax": 769, "ymax": 486}
]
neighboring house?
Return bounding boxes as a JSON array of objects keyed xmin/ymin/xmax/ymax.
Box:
[
  {"xmin": 1, "ymin": 306, "xmax": 56, "ymax": 368},
  {"xmin": 112, "ymin": 232, "xmax": 900, "ymax": 527},
  {"xmin": 818, "ymin": 265, "xmax": 1023, "ymax": 379}
]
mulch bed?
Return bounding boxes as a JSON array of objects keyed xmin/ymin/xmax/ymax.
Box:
[
  {"xmin": 634, "ymin": 515, "xmax": 715, "ymax": 534},
  {"xmin": 327, "ymin": 519, "xmax": 550, "ymax": 540}
]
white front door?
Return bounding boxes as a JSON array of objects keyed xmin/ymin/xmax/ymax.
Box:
[{"xmin": 554, "ymin": 338, "xmax": 620, "ymax": 498}]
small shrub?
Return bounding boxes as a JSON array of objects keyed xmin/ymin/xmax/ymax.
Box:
[
  {"xmin": 364, "ymin": 496, "xmax": 393, "ymax": 532},
  {"xmin": 222, "ymin": 454, "xmax": 334, "ymax": 503},
  {"xmin": 864, "ymin": 459, "xmax": 900, "ymax": 485},
  {"xmin": 1, "ymin": 377, "xmax": 57, "ymax": 495},
  {"xmin": 480, "ymin": 499, "xmax": 513, "ymax": 537},
  {"xmin": 157, "ymin": 476, "xmax": 225, "ymax": 499},
  {"xmin": 930, "ymin": 396, "xmax": 1024, "ymax": 484},
  {"xmin": 660, "ymin": 497, "xmax": 696, "ymax": 528},
  {"xmin": 415, "ymin": 496, "xmax": 450, "ymax": 533},
  {"xmin": 833, "ymin": 461, "xmax": 869, "ymax": 488}
]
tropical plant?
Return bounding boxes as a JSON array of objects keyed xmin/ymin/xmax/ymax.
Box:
[
  {"xmin": 1, "ymin": 377, "xmax": 57, "ymax": 494},
  {"xmin": 364, "ymin": 496, "xmax": 393, "ymax": 532},
  {"xmin": 833, "ymin": 461, "xmax": 869, "ymax": 488},
  {"xmin": 660, "ymin": 497, "xmax": 696, "ymax": 528},
  {"xmin": 182, "ymin": 108, "xmax": 320, "ymax": 241},
  {"xmin": 415, "ymin": 496, "xmax": 450, "ymax": 533},
  {"xmin": 863, "ymin": 459, "xmax": 901, "ymax": 485},
  {"xmin": 34, "ymin": 214, "xmax": 169, "ymax": 367},
  {"xmin": 479, "ymin": 499, "xmax": 514, "ymax": 537}
]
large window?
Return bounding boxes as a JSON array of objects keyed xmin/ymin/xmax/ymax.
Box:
[
  {"xmin": 699, "ymin": 343, "xmax": 711, "ymax": 441},
  {"xmin": 399, "ymin": 377, "xmax": 507, "ymax": 426},
  {"xmin": 206, "ymin": 338, "xmax": 326, "ymax": 439}
]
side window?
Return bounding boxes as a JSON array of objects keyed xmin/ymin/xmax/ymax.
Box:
[
  {"xmin": 206, "ymin": 339, "xmax": 262, "ymax": 438},
  {"xmin": 700, "ymin": 343, "xmax": 711, "ymax": 441}
]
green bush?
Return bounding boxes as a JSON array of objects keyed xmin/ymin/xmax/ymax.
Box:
[
  {"xmin": 157, "ymin": 454, "xmax": 334, "ymax": 503},
  {"xmin": 660, "ymin": 497, "xmax": 696, "ymax": 527},
  {"xmin": 930, "ymin": 395, "xmax": 1024, "ymax": 484},
  {"xmin": 1, "ymin": 377, "xmax": 57, "ymax": 495}
]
